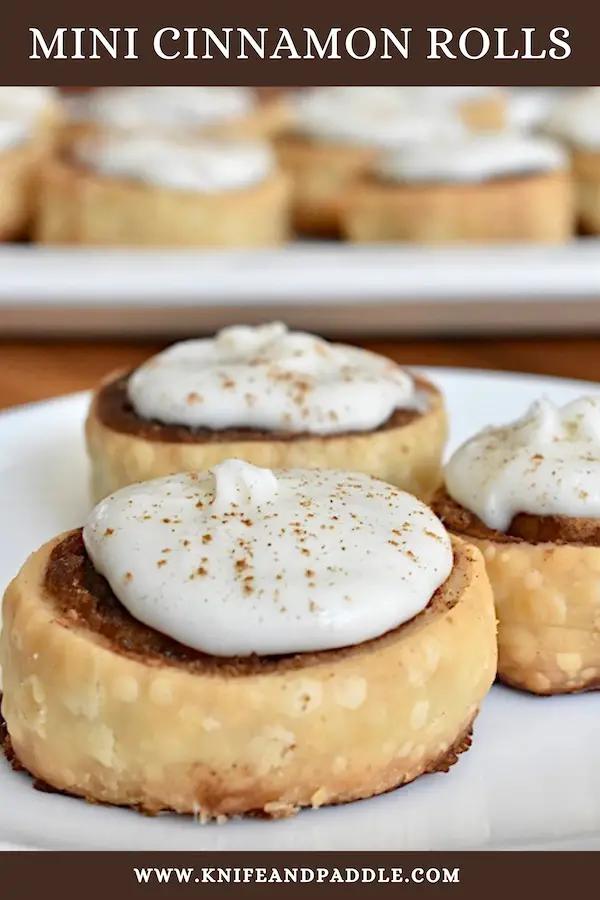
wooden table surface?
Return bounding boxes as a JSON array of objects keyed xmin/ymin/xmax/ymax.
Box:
[{"xmin": 2, "ymin": 336, "xmax": 600, "ymax": 411}]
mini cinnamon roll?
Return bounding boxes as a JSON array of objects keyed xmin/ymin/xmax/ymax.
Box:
[
  {"xmin": 1, "ymin": 462, "xmax": 496, "ymax": 817},
  {"xmin": 35, "ymin": 131, "xmax": 290, "ymax": 247},
  {"xmin": 84, "ymin": 323, "xmax": 447, "ymax": 503},
  {"xmin": 432, "ymin": 395, "xmax": 600, "ymax": 694},
  {"xmin": 343, "ymin": 131, "xmax": 573, "ymax": 244}
]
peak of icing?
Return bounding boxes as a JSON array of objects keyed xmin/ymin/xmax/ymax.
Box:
[{"xmin": 211, "ymin": 458, "xmax": 280, "ymax": 512}]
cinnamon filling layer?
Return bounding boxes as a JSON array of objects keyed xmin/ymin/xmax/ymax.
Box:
[
  {"xmin": 44, "ymin": 530, "xmax": 454, "ymax": 676},
  {"xmin": 433, "ymin": 487, "xmax": 600, "ymax": 547},
  {"xmin": 95, "ymin": 373, "xmax": 428, "ymax": 444}
]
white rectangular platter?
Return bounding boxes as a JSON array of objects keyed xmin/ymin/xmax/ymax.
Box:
[{"xmin": 2, "ymin": 241, "xmax": 600, "ymax": 337}]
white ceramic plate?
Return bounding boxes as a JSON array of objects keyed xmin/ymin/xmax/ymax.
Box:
[
  {"xmin": 2, "ymin": 367, "xmax": 600, "ymax": 851},
  {"xmin": 3, "ymin": 243, "xmax": 600, "ymax": 338}
]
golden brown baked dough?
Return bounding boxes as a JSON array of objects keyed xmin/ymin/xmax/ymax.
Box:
[
  {"xmin": 36, "ymin": 99, "xmax": 65, "ymax": 152},
  {"xmin": 85, "ymin": 373, "xmax": 447, "ymax": 504},
  {"xmin": 274, "ymin": 133, "xmax": 378, "ymax": 236},
  {"xmin": 0, "ymin": 144, "xmax": 41, "ymax": 240},
  {"xmin": 432, "ymin": 488, "xmax": 600, "ymax": 695},
  {"xmin": 459, "ymin": 91, "xmax": 506, "ymax": 132},
  {"xmin": 0, "ymin": 100, "xmax": 63, "ymax": 241},
  {"xmin": 571, "ymin": 148, "xmax": 600, "ymax": 234},
  {"xmin": 342, "ymin": 169, "xmax": 575, "ymax": 244},
  {"xmin": 0, "ymin": 533, "xmax": 497, "ymax": 818},
  {"xmin": 251, "ymin": 94, "xmax": 293, "ymax": 140},
  {"xmin": 34, "ymin": 157, "xmax": 290, "ymax": 247}
]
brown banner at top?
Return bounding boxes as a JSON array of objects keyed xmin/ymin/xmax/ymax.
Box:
[{"xmin": 0, "ymin": 0, "xmax": 596, "ymax": 85}]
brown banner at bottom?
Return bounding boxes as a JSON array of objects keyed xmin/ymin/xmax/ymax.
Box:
[{"xmin": 0, "ymin": 851, "xmax": 590, "ymax": 899}]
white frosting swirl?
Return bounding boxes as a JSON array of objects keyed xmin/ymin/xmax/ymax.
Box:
[
  {"xmin": 416, "ymin": 86, "xmax": 500, "ymax": 104},
  {"xmin": 127, "ymin": 323, "xmax": 421, "ymax": 435},
  {"xmin": 0, "ymin": 86, "xmax": 56, "ymax": 151},
  {"xmin": 544, "ymin": 87, "xmax": 600, "ymax": 150},
  {"xmin": 0, "ymin": 119, "xmax": 30, "ymax": 152},
  {"xmin": 506, "ymin": 88, "xmax": 567, "ymax": 131},
  {"xmin": 82, "ymin": 461, "xmax": 453, "ymax": 656},
  {"xmin": 375, "ymin": 132, "xmax": 566, "ymax": 183},
  {"xmin": 72, "ymin": 133, "xmax": 273, "ymax": 193},
  {"xmin": 445, "ymin": 395, "xmax": 600, "ymax": 532},
  {"xmin": 291, "ymin": 86, "xmax": 465, "ymax": 149},
  {"xmin": 0, "ymin": 86, "xmax": 55, "ymax": 116},
  {"xmin": 67, "ymin": 86, "xmax": 255, "ymax": 133}
]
